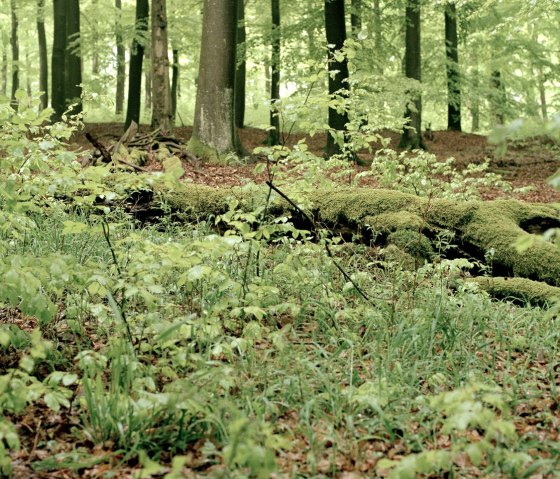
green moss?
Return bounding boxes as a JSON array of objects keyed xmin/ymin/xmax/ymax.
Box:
[
  {"xmin": 471, "ymin": 277, "xmax": 560, "ymax": 306},
  {"xmin": 365, "ymin": 211, "xmax": 426, "ymax": 233},
  {"xmin": 387, "ymin": 229, "xmax": 434, "ymax": 259},
  {"xmin": 187, "ymin": 136, "xmax": 225, "ymax": 165}
]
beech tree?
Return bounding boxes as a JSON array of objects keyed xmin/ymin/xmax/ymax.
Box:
[
  {"xmin": 267, "ymin": 0, "xmax": 280, "ymax": 146},
  {"xmin": 445, "ymin": 2, "xmax": 461, "ymax": 131},
  {"xmin": 66, "ymin": 0, "xmax": 82, "ymax": 115},
  {"xmin": 115, "ymin": 0, "xmax": 126, "ymax": 115},
  {"xmin": 188, "ymin": 0, "xmax": 240, "ymax": 162},
  {"xmin": 235, "ymin": 0, "xmax": 246, "ymax": 129},
  {"xmin": 399, "ymin": 0, "xmax": 425, "ymax": 149},
  {"xmin": 151, "ymin": 0, "xmax": 172, "ymax": 132},
  {"xmin": 125, "ymin": 0, "xmax": 149, "ymax": 130},
  {"xmin": 51, "ymin": 0, "xmax": 66, "ymax": 120},
  {"xmin": 9, "ymin": 0, "xmax": 18, "ymax": 109},
  {"xmin": 37, "ymin": 0, "xmax": 47, "ymax": 110},
  {"xmin": 324, "ymin": 0, "xmax": 351, "ymax": 158}
]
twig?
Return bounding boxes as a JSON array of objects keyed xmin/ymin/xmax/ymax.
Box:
[{"xmin": 85, "ymin": 132, "xmax": 112, "ymax": 163}]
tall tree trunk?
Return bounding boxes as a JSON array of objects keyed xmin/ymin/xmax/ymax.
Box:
[
  {"xmin": 350, "ymin": 0, "xmax": 361, "ymax": 38},
  {"xmin": 65, "ymin": 0, "xmax": 82, "ymax": 115},
  {"xmin": 115, "ymin": 0, "xmax": 126, "ymax": 115},
  {"xmin": 91, "ymin": 0, "xmax": 99, "ymax": 74},
  {"xmin": 268, "ymin": 0, "xmax": 281, "ymax": 146},
  {"xmin": 189, "ymin": 0, "xmax": 241, "ymax": 162},
  {"xmin": 537, "ymin": 66, "xmax": 548, "ymax": 121},
  {"xmin": 151, "ymin": 0, "xmax": 172, "ymax": 132},
  {"xmin": 145, "ymin": 61, "xmax": 152, "ymax": 110},
  {"xmin": 491, "ymin": 70, "xmax": 505, "ymax": 125},
  {"xmin": 171, "ymin": 49, "xmax": 179, "ymax": 123},
  {"xmin": 37, "ymin": 0, "xmax": 48, "ymax": 110},
  {"xmin": 10, "ymin": 0, "xmax": 19, "ymax": 110},
  {"xmin": 373, "ymin": 0, "xmax": 383, "ymax": 74},
  {"xmin": 25, "ymin": 49, "xmax": 31, "ymax": 98},
  {"xmin": 445, "ymin": 2, "xmax": 461, "ymax": 131},
  {"xmin": 324, "ymin": 0, "xmax": 351, "ymax": 158},
  {"xmin": 235, "ymin": 0, "xmax": 246, "ymax": 129},
  {"xmin": 125, "ymin": 0, "xmax": 149, "ymax": 130},
  {"xmin": 1, "ymin": 47, "xmax": 7, "ymax": 96},
  {"xmin": 51, "ymin": 0, "xmax": 66, "ymax": 121},
  {"xmin": 399, "ymin": 0, "xmax": 425, "ymax": 149}
]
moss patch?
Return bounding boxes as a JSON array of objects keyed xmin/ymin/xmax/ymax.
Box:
[{"xmin": 470, "ymin": 277, "xmax": 560, "ymax": 306}]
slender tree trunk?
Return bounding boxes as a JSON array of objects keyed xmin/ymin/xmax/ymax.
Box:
[
  {"xmin": 399, "ymin": 0, "xmax": 425, "ymax": 149},
  {"xmin": 189, "ymin": 0, "xmax": 241, "ymax": 161},
  {"xmin": 10, "ymin": 0, "xmax": 19, "ymax": 109},
  {"xmin": 1, "ymin": 47, "xmax": 7, "ymax": 96},
  {"xmin": 25, "ymin": 49, "xmax": 31, "ymax": 98},
  {"xmin": 125, "ymin": 0, "xmax": 149, "ymax": 130},
  {"xmin": 235, "ymin": 0, "xmax": 246, "ymax": 129},
  {"xmin": 151, "ymin": 0, "xmax": 172, "ymax": 132},
  {"xmin": 66, "ymin": 0, "xmax": 82, "ymax": 115},
  {"xmin": 51, "ymin": 0, "xmax": 66, "ymax": 121},
  {"xmin": 171, "ymin": 49, "xmax": 179, "ymax": 122},
  {"xmin": 145, "ymin": 61, "xmax": 152, "ymax": 110},
  {"xmin": 324, "ymin": 0, "xmax": 351, "ymax": 158},
  {"xmin": 115, "ymin": 0, "xmax": 126, "ymax": 115},
  {"xmin": 538, "ymin": 66, "xmax": 548, "ymax": 121},
  {"xmin": 350, "ymin": 0, "xmax": 361, "ymax": 37},
  {"xmin": 91, "ymin": 0, "xmax": 99, "ymax": 74},
  {"xmin": 373, "ymin": 0, "xmax": 383, "ymax": 74},
  {"xmin": 37, "ymin": 0, "xmax": 48, "ymax": 110},
  {"xmin": 445, "ymin": 2, "xmax": 461, "ymax": 131},
  {"xmin": 268, "ymin": 0, "xmax": 281, "ymax": 145},
  {"xmin": 491, "ymin": 70, "xmax": 505, "ymax": 125}
]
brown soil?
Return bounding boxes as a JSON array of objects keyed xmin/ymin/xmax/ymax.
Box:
[{"xmin": 76, "ymin": 123, "xmax": 560, "ymax": 203}]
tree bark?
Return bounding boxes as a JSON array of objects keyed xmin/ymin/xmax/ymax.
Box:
[
  {"xmin": 115, "ymin": 0, "xmax": 126, "ymax": 115},
  {"xmin": 37, "ymin": 0, "xmax": 48, "ymax": 110},
  {"xmin": 188, "ymin": 0, "xmax": 241, "ymax": 162},
  {"xmin": 444, "ymin": 2, "xmax": 461, "ymax": 131},
  {"xmin": 235, "ymin": 0, "xmax": 246, "ymax": 129},
  {"xmin": 171, "ymin": 49, "xmax": 179, "ymax": 123},
  {"xmin": 91, "ymin": 0, "xmax": 99, "ymax": 74},
  {"xmin": 491, "ymin": 70, "xmax": 506, "ymax": 125},
  {"xmin": 268, "ymin": 0, "xmax": 281, "ymax": 146},
  {"xmin": 350, "ymin": 0, "xmax": 361, "ymax": 38},
  {"xmin": 125, "ymin": 0, "xmax": 149, "ymax": 130},
  {"xmin": 399, "ymin": 0, "xmax": 425, "ymax": 149},
  {"xmin": 537, "ymin": 66, "xmax": 548, "ymax": 121},
  {"xmin": 1, "ymin": 47, "xmax": 7, "ymax": 97},
  {"xmin": 65, "ymin": 0, "xmax": 82, "ymax": 115},
  {"xmin": 51, "ymin": 0, "xmax": 66, "ymax": 121},
  {"xmin": 10, "ymin": 0, "xmax": 19, "ymax": 110},
  {"xmin": 324, "ymin": 0, "xmax": 351, "ymax": 158},
  {"xmin": 151, "ymin": 0, "xmax": 172, "ymax": 133}
]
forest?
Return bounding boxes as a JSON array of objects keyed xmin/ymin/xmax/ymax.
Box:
[{"xmin": 0, "ymin": 0, "xmax": 559, "ymax": 477}]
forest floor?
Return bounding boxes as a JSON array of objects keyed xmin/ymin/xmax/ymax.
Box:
[{"xmin": 76, "ymin": 123, "xmax": 560, "ymax": 203}]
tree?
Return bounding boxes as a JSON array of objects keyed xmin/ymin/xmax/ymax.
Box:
[
  {"xmin": 151, "ymin": 0, "xmax": 172, "ymax": 132},
  {"xmin": 234, "ymin": 0, "xmax": 246, "ymax": 129},
  {"xmin": 10, "ymin": 0, "xmax": 18, "ymax": 109},
  {"xmin": 490, "ymin": 70, "xmax": 506, "ymax": 125},
  {"xmin": 171, "ymin": 49, "xmax": 179, "ymax": 123},
  {"xmin": 125, "ymin": 0, "xmax": 149, "ymax": 130},
  {"xmin": 350, "ymin": 0, "xmax": 361, "ymax": 38},
  {"xmin": 66, "ymin": 0, "xmax": 82, "ymax": 115},
  {"xmin": 445, "ymin": 2, "xmax": 461, "ymax": 131},
  {"xmin": 324, "ymin": 0, "xmax": 351, "ymax": 158},
  {"xmin": 37, "ymin": 0, "xmax": 48, "ymax": 110},
  {"xmin": 188, "ymin": 0, "xmax": 241, "ymax": 162},
  {"xmin": 399, "ymin": 0, "xmax": 425, "ymax": 149},
  {"xmin": 51, "ymin": 0, "xmax": 66, "ymax": 121},
  {"xmin": 267, "ymin": 0, "xmax": 280, "ymax": 146},
  {"xmin": 115, "ymin": 0, "xmax": 126, "ymax": 115}
]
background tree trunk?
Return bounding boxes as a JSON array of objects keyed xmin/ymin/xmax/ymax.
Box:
[
  {"xmin": 145, "ymin": 60, "xmax": 152, "ymax": 110},
  {"xmin": 91, "ymin": 0, "xmax": 99, "ymax": 75},
  {"xmin": 10, "ymin": 0, "xmax": 19, "ymax": 110},
  {"xmin": 37, "ymin": 0, "xmax": 48, "ymax": 110},
  {"xmin": 537, "ymin": 66, "xmax": 548, "ymax": 121},
  {"xmin": 125, "ymin": 0, "xmax": 149, "ymax": 130},
  {"xmin": 51, "ymin": 0, "xmax": 66, "ymax": 121},
  {"xmin": 324, "ymin": 0, "xmax": 351, "ymax": 158},
  {"xmin": 373, "ymin": 0, "xmax": 383, "ymax": 74},
  {"xmin": 189, "ymin": 0, "xmax": 240, "ymax": 162},
  {"xmin": 491, "ymin": 70, "xmax": 505, "ymax": 125},
  {"xmin": 1, "ymin": 47, "xmax": 7, "ymax": 97},
  {"xmin": 151, "ymin": 0, "xmax": 172, "ymax": 132},
  {"xmin": 445, "ymin": 2, "xmax": 461, "ymax": 131},
  {"xmin": 399, "ymin": 0, "xmax": 425, "ymax": 149},
  {"xmin": 235, "ymin": 0, "xmax": 246, "ymax": 129},
  {"xmin": 171, "ymin": 49, "xmax": 179, "ymax": 123},
  {"xmin": 65, "ymin": 0, "xmax": 82, "ymax": 115},
  {"xmin": 115, "ymin": 0, "xmax": 126, "ymax": 115},
  {"xmin": 268, "ymin": 0, "xmax": 281, "ymax": 145},
  {"xmin": 350, "ymin": 0, "xmax": 361, "ymax": 38}
]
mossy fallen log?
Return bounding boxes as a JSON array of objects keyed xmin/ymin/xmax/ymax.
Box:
[
  {"xmin": 470, "ymin": 277, "xmax": 560, "ymax": 306},
  {"xmin": 153, "ymin": 183, "xmax": 560, "ymax": 287}
]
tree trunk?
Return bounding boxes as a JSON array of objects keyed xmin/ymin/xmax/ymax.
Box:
[
  {"xmin": 151, "ymin": 0, "xmax": 172, "ymax": 133},
  {"xmin": 65, "ymin": 0, "xmax": 82, "ymax": 115},
  {"xmin": 491, "ymin": 70, "xmax": 506, "ymax": 125},
  {"xmin": 115, "ymin": 0, "xmax": 126, "ymax": 115},
  {"xmin": 234, "ymin": 0, "xmax": 246, "ymax": 129},
  {"xmin": 37, "ymin": 0, "xmax": 48, "ymax": 110},
  {"xmin": 444, "ymin": 2, "xmax": 461, "ymax": 131},
  {"xmin": 537, "ymin": 66, "xmax": 548, "ymax": 121},
  {"xmin": 91, "ymin": 0, "xmax": 99, "ymax": 75},
  {"xmin": 188, "ymin": 0, "xmax": 241, "ymax": 162},
  {"xmin": 10, "ymin": 0, "xmax": 19, "ymax": 110},
  {"xmin": 268, "ymin": 0, "xmax": 281, "ymax": 146},
  {"xmin": 145, "ymin": 61, "xmax": 152, "ymax": 110},
  {"xmin": 1, "ymin": 47, "xmax": 7, "ymax": 97},
  {"xmin": 171, "ymin": 49, "xmax": 179, "ymax": 123},
  {"xmin": 125, "ymin": 0, "xmax": 149, "ymax": 130},
  {"xmin": 399, "ymin": 0, "xmax": 425, "ymax": 149},
  {"xmin": 25, "ymin": 49, "xmax": 31, "ymax": 98},
  {"xmin": 324, "ymin": 0, "xmax": 351, "ymax": 158},
  {"xmin": 51, "ymin": 0, "xmax": 66, "ymax": 121},
  {"xmin": 350, "ymin": 0, "xmax": 361, "ymax": 38},
  {"xmin": 373, "ymin": 0, "xmax": 383, "ymax": 74}
]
